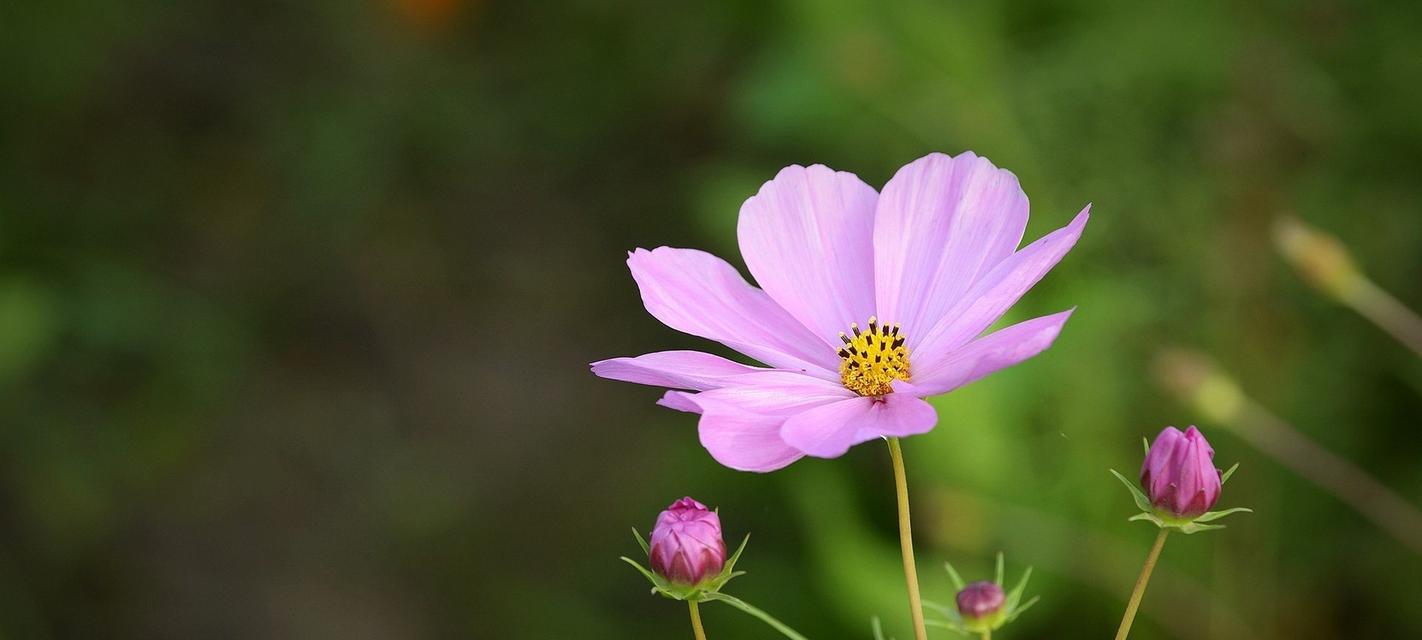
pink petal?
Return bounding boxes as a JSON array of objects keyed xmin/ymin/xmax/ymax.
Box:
[
  {"xmin": 695, "ymin": 408, "xmax": 807, "ymax": 472},
  {"xmin": 684, "ymin": 371, "xmax": 854, "ymax": 415},
  {"xmin": 590, "ymin": 350, "xmax": 767, "ymax": 391},
  {"xmin": 738, "ymin": 164, "xmax": 878, "ymax": 341},
  {"xmin": 627, "ymin": 247, "xmax": 838, "ymax": 376},
  {"xmin": 907, "ymin": 309, "xmax": 1074, "ymax": 396},
  {"xmin": 658, "ymin": 390, "xmax": 702, "ymax": 413},
  {"xmin": 911, "ymin": 206, "xmax": 1089, "ymax": 366},
  {"xmin": 873, "ymin": 152, "xmax": 1030, "ymax": 343},
  {"xmin": 779, "ymin": 394, "xmax": 937, "ymax": 459},
  {"xmin": 677, "ymin": 372, "xmax": 853, "ymax": 472},
  {"xmin": 1143, "ymin": 426, "xmax": 1185, "ymax": 502}
]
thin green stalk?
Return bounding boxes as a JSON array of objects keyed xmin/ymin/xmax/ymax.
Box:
[
  {"xmin": 689, "ymin": 600, "xmax": 707, "ymax": 640},
  {"xmin": 887, "ymin": 437, "xmax": 929, "ymax": 640},
  {"xmin": 1346, "ymin": 279, "xmax": 1422, "ymax": 359},
  {"xmin": 704, "ymin": 593, "xmax": 809, "ymax": 640},
  {"xmin": 1114, "ymin": 529, "xmax": 1170, "ymax": 640},
  {"xmin": 981, "ymin": 629, "xmax": 991, "ymax": 640}
]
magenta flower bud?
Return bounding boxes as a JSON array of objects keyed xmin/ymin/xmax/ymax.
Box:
[
  {"xmin": 1140, "ymin": 425, "xmax": 1222, "ymax": 519},
  {"xmin": 648, "ymin": 497, "xmax": 726, "ymax": 586},
  {"xmin": 956, "ymin": 581, "xmax": 1006, "ymax": 621}
]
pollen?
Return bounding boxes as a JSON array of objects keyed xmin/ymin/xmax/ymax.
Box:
[{"xmin": 837, "ymin": 316, "xmax": 910, "ymax": 397}]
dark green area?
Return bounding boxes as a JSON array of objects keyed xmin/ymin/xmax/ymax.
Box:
[{"xmin": 2, "ymin": 0, "xmax": 1420, "ymax": 637}]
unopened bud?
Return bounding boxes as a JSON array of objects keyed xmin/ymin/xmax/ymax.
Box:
[{"xmin": 648, "ymin": 497, "xmax": 726, "ymax": 586}]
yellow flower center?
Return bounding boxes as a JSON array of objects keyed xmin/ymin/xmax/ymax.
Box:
[{"xmin": 837, "ymin": 316, "xmax": 910, "ymax": 397}]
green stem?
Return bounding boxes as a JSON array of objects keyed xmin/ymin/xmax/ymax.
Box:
[
  {"xmin": 981, "ymin": 629, "xmax": 991, "ymax": 640},
  {"xmin": 688, "ymin": 600, "xmax": 707, "ymax": 640},
  {"xmin": 887, "ymin": 437, "xmax": 929, "ymax": 640},
  {"xmin": 704, "ymin": 593, "xmax": 809, "ymax": 640},
  {"xmin": 1113, "ymin": 529, "xmax": 1170, "ymax": 640},
  {"xmin": 1346, "ymin": 277, "xmax": 1422, "ymax": 358}
]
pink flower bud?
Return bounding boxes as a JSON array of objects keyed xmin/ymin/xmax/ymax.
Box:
[
  {"xmin": 1140, "ymin": 426, "xmax": 1221, "ymax": 519},
  {"xmin": 648, "ymin": 497, "xmax": 726, "ymax": 586},
  {"xmin": 956, "ymin": 581, "xmax": 1006, "ymax": 621}
]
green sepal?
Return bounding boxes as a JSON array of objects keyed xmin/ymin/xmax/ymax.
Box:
[
  {"xmin": 994, "ymin": 551, "xmax": 1005, "ymax": 586},
  {"xmin": 1127, "ymin": 506, "xmax": 1252, "ymax": 533},
  {"xmin": 921, "ymin": 597, "xmax": 963, "ymax": 632},
  {"xmin": 723, "ymin": 533, "xmax": 750, "ymax": 575},
  {"xmin": 920, "ymin": 598, "xmax": 956, "ymax": 620},
  {"xmin": 1004, "ymin": 565, "xmax": 1033, "ymax": 612},
  {"xmin": 1194, "ymin": 506, "xmax": 1253, "ymax": 523},
  {"xmin": 923, "ymin": 618, "xmax": 969, "ymax": 635},
  {"xmin": 1178, "ymin": 522, "xmax": 1226, "ymax": 534},
  {"xmin": 620, "ymin": 556, "xmax": 660, "ymax": 587},
  {"xmin": 631, "ymin": 527, "xmax": 650, "ymax": 555},
  {"xmin": 622, "ymin": 531, "xmax": 751, "ymax": 602},
  {"xmin": 1110, "ymin": 468, "xmax": 1154, "ymax": 512},
  {"xmin": 943, "ymin": 561, "xmax": 966, "ymax": 591},
  {"xmin": 871, "ymin": 616, "xmax": 891, "ymax": 640},
  {"xmin": 1220, "ymin": 462, "xmax": 1240, "ymax": 485},
  {"xmin": 1007, "ymin": 595, "xmax": 1040, "ymax": 622}
]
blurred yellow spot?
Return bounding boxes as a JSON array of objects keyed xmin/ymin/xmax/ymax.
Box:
[{"xmin": 388, "ymin": 0, "xmax": 467, "ymax": 32}]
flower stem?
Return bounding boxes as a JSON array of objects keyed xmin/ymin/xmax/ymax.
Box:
[
  {"xmin": 688, "ymin": 600, "xmax": 707, "ymax": 640},
  {"xmin": 981, "ymin": 630, "xmax": 991, "ymax": 640},
  {"xmin": 1114, "ymin": 529, "xmax": 1170, "ymax": 640},
  {"xmin": 704, "ymin": 592, "xmax": 809, "ymax": 640},
  {"xmin": 886, "ymin": 437, "xmax": 928, "ymax": 640},
  {"xmin": 1347, "ymin": 278, "xmax": 1422, "ymax": 358}
]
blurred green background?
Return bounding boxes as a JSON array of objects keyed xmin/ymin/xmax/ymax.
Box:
[{"xmin": 3, "ymin": 0, "xmax": 1422, "ymax": 638}]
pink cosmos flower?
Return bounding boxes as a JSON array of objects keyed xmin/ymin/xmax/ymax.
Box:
[{"xmin": 592, "ymin": 152, "xmax": 1089, "ymax": 472}]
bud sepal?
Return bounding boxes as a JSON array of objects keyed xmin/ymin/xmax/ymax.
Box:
[{"xmin": 621, "ymin": 529, "xmax": 749, "ymax": 602}]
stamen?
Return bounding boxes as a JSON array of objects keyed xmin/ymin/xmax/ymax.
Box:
[{"xmin": 837, "ymin": 317, "xmax": 910, "ymax": 397}]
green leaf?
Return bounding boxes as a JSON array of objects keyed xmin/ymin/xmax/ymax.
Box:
[
  {"xmin": 944, "ymin": 561, "xmax": 966, "ymax": 591},
  {"xmin": 704, "ymin": 592, "xmax": 809, "ymax": 640},
  {"xmin": 1220, "ymin": 463, "xmax": 1240, "ymax": 485},
  {"xmin": 1142, "ymin": 437, "xmax": 1151, "ymax": 455},
  {"xmin": 631, "ymin": 527, "xmax": 650, "ymax": 555},
  {"xmin": 1193, "ymin": 506, "xmax": 1253, "ymax": 523},
  {"xmin": 1110, "ymin": 469, "xmax": 1154, "ymax": 512},
  {"xmin": 994, "ymin": 551, "xmax": 1005, "ymax": 587}
]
